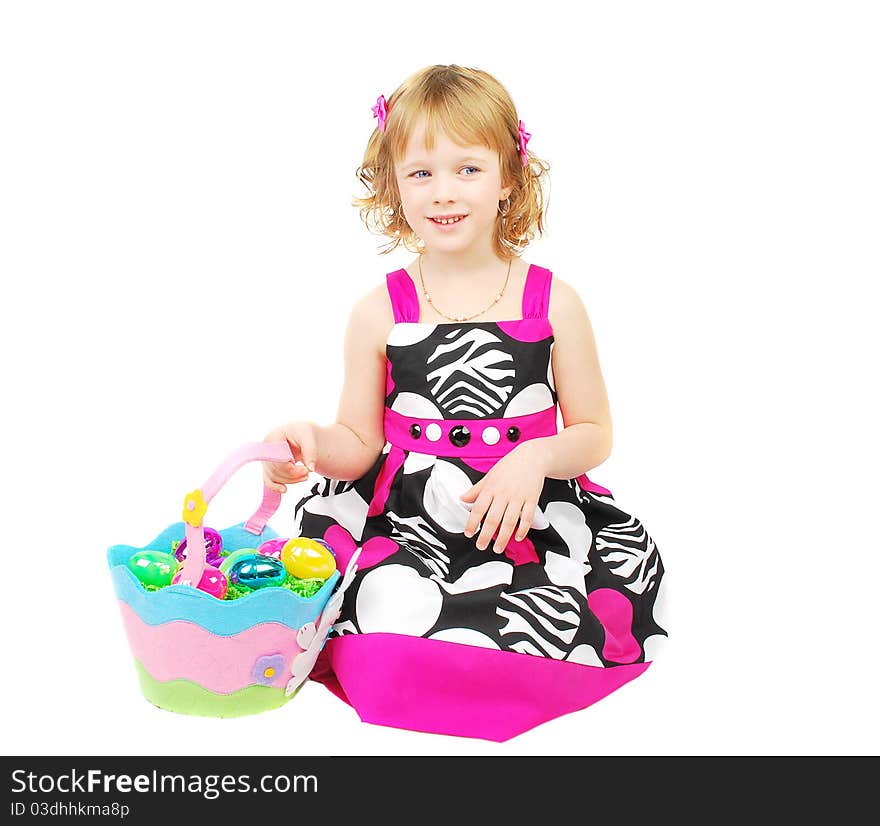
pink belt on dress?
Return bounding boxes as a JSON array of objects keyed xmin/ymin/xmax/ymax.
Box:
[
  {"xmin": 383, "ymin": 406, "xmax": 558, "ymax": 459},
  {"xmin": 369, "ymin": 406, "xmax": 611, "ymax": 518}
]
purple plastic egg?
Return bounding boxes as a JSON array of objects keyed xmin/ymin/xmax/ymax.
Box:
[
  {"xmin": 313, "ymin": 538, "xmax": 336, "ymax": 557},
  {"xmin": 257, "ymin": 537, "xmax": 288, "ymax": 559},
  {"xmin": 174, "ymin": 527, "xmax": 224, "ymax": 567}
]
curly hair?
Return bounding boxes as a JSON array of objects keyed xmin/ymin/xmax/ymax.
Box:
[{"xmin": 353, "ymin": 64, "xmax": 550, "ymax": 261}]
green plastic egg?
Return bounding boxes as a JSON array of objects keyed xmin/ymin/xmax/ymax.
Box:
[
  {"xmin": 219, "ymin": 548, "xmax": 258, "ymax": 574},
  {"xmin": 128, "ymin": 549, "xmax": 179, "ymax": 589}
]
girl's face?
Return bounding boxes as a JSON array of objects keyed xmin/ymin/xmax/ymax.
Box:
[{"xmin": 395, "ymin": 118, "xmax": 513, "ymax": 255}]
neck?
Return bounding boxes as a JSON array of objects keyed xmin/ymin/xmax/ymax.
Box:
[{"xmin": 417, "ymin": 250, "xmax": 514, "ymax": 284}]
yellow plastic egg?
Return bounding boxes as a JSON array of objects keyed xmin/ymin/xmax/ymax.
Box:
[{"xmin": 281, "ymin": 537, "xmax": 337, "ymax": 580}]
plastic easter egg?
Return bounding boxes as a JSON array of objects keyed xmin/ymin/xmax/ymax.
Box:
[
  {"xmin": 313, "ymin": 538, "xmax": 336, "ymax": 557},
  {"xmin": 173, "ymin": 563, "xmax": 228, "ymax": 599},
  {"xmin": 229, "ymin": 555, "xmax": 286, "ymax": 589},
  {"xmin": 128, "ymin": 549, "xmax": 179, "ymax": 589},
  {"xmin": 219, "ymin": 548, "xmax": 259, "ymax": 575},
  {"xmin": 257, "ymin": 537, "xmax": 288, "ymax": 559},
  {"xmin": 174, "ymin": 527, "xmax": 224, "ymax": 567},
  {"xmin": 281, "ymin": 537, "xmax": 337, "ymax": 580}
]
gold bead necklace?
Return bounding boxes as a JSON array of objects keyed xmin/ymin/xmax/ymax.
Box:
[{"xmin": 418, "ymin": 255, "xmax": 512, "ymax": 323}]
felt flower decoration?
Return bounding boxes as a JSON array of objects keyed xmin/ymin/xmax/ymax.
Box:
[
  {"xmin": 252, "ymin": 654, "xmax": 285, "ymax": 687},
  {"xmin": 181, "ymin": 489, "xmax": 208, "ymax": 527}
]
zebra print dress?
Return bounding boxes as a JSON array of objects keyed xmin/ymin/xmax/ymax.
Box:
[{"xmin": 291, "ymin": 264, "xmax": 668, "ymax": 741}]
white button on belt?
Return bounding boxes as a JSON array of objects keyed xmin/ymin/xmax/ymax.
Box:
[
  {"xmin": 481, "ymin": 426, "xmax": 500, "ymax": 445},
  {"xmin": 425, "ymin": 423, "xmax": 442, "ymax": 441}
]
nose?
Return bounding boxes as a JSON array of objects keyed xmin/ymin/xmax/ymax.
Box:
[{"xmin": 430, "ymin": 171, "xmax": 460, "ymax": 204}]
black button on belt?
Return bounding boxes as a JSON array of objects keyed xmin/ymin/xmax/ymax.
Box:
[
  {"xmin": 506, "ymin": 426, "xmax": 521, "ymax": 442},
  {"xmin": 409, "ymin": 424, "xmax": 422, "ymax": 439},
  {"xmin": 449, "ymin": 425, "xmax": 471, "ymax": 447}
]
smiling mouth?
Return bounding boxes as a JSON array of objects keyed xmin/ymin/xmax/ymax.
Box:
[{"xmin": 429, "ymin": 215, "xmax": 467, "ymax": 225}]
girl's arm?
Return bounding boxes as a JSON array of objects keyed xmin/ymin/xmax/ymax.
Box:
[
  {"xmin": 311, "ymin": 285, "xmax": 392, "ymax": 481},
  {"xmin": 538, "ymin": 277, "xmax": 614, "ymax": 479}
]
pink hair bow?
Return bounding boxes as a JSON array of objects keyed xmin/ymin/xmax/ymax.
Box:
[
  {"xmin": 518, "ymin": 119, "xmax": 531, "ymax": 167},
  {"xmin": 372, "ymin": 94, "xmax": 388, "ymax": 133}
]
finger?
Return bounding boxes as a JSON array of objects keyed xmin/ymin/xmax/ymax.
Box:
[
  {"xmin": 266, "ymin": 462, "xmax": 306, "ymax": 487},
  {"xmin": 272, "ymin": 463, "xmax": 301, "ymax": 483},
  {"xmin": 283, "ymin": 467, "xmax": 310, "ymax": 483},
  {"xmin": 460, "ymin": 481, "xmax": 481, "ymax": 502},
  {"xmin": 281, "ymin": 438, "xmax": 303, "ymax": 466},
  {"xmin": 463, "ymin": 491, "xmax": 492, "ymax": 538},
  {"xmin": 476, "ymin": 498, "xmax": 507, "ymax": 551},
  {"xmin": 295, "ymin": 428, "xmax": 318, "ymax": 472},
  {"xmin": 515, "ymin": 501, "xmax": 537, "ymax": 541},
  {"xmin": 493, "ymin": 502, "xmax": 524, "ymax": 554}
]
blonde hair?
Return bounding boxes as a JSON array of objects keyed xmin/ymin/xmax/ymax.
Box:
[{"xmin": 353, "ymin": 64, "xmax": 550, "ymax": 261}]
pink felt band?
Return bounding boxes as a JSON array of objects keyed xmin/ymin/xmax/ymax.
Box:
[
  {"xmin": 118, "ymin": 601, "xmax": 303, "ymax": 693},
  {"xmin": 383, "ymin": 406, "xmax": 558, "ymax": 458},
  {"xmin": 177, "ymin": 521, "xmax": 207, "ymax": 586},
  {"xmin": 244, "ymin": 487, "xmax": 284, "ymax": 535},
  {"xmin": 201, "ymin": 441, "xmax": 292, "ymax": 502}
]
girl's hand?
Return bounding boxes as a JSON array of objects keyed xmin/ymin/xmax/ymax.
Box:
[
  {"xmin": 460, "ymin": 440, "xmax": 548, "ymax": 554},
  {"xmin": 262, "ymin": 421, "xmax": 319, "ymax": 494}
]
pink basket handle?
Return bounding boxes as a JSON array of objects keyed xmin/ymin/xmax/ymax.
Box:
[{"xmin": 176, "ymin": 441, "xmax": 294, "ymax": 586}]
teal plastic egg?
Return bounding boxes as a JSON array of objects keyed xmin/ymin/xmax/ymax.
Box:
[
  {"xmin": 229, "ymin": 554, "xmax": 286, "ymax": 589},
  {"xmin": 127, "ymin": 549, "xmax": 178, "ymax": 589},
  {"xmin": 219, "ymin": 548, "xmax": 258, "ymax": 574}
]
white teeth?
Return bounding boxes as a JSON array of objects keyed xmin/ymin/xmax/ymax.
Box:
[{"xmin": 432, "ymin": 216, "xmax": 464, "ymax": 225}]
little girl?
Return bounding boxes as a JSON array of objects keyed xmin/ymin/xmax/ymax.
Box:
[{"xmin": 263, "ymin": 64, "xmax": 667, "ymax": 741}]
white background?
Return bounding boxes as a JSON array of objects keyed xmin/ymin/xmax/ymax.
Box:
[{"xmin": 2, "ymin": 1, "xmax": 877, "ymax": 757}]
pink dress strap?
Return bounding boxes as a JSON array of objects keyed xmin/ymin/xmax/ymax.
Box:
[
  {"xmin": 386, "ymin": 269, "xmax": 421, "ymax": 323},
  {"xmin": 522, "ymin": 264, "xmax": 553, "ymax": 319}
]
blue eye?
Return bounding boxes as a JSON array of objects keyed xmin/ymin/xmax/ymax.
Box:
[{"xmin": 411, "ymin": 166, "xmax": 480, "ymax": 179}]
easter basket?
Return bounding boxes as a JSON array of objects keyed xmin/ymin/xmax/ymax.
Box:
[{"xmin": 107, "ymin": 441, "xmax": 360, "ymax": 718}]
